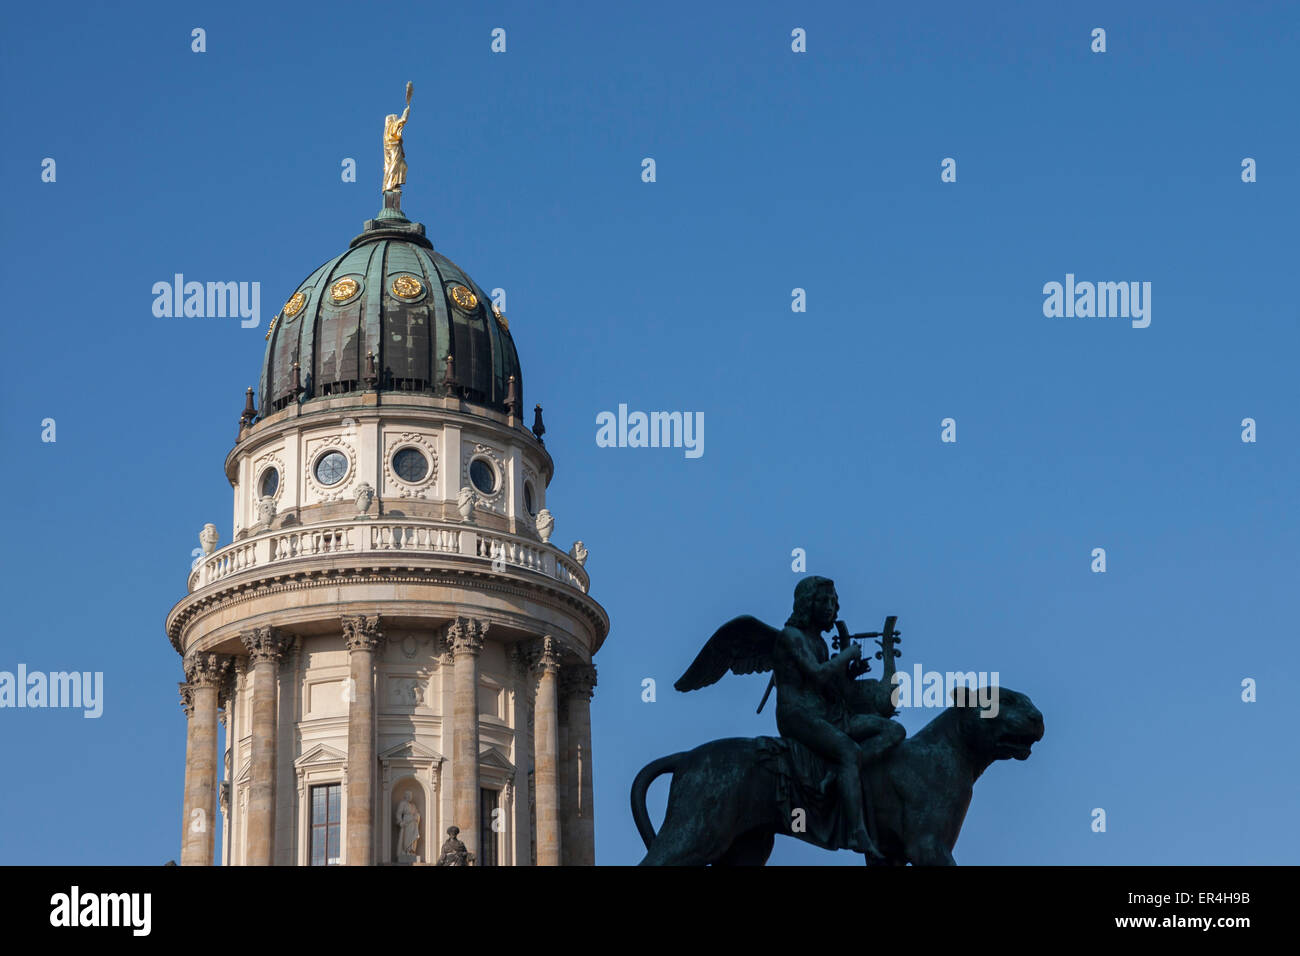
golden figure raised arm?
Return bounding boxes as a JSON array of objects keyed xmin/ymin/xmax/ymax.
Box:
[{"xmin": 382, "ymin": 82, "xmax": 413, "ymax": 193}]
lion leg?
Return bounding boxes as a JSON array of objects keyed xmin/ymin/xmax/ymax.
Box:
[
  {"xmin": 638, "ymin": 799, "xmax": 740, "ymax": 866},
  {"xmin": 716, "ymin": 829, "xmax": 775, "ymax": 866}
]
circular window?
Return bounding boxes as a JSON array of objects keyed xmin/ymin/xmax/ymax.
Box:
[
  {"xmin": 392, "ymin": 447, "xmax": 428, "ymax": 483},
  {"xmin": 259, "ymin": 468, "xmax": 280, "ymax": 498},
  {"xmin": 315, "ymin": 451, "xmax": 349, "ymax": 486},
  {"xmin": 469, "ymin": 458, "xmax": 497, "ymax": 495},
  {"xmin": 523, "ymin": 481, "xmax": 536, "ymax": 516}
]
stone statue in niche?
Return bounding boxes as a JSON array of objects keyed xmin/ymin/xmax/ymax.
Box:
[{"xmin": 395, "ymin": 790, "xmax": 421, "ymax": 863}]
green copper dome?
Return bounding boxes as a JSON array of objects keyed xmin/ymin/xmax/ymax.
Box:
[{"xmin": 259, "ymin": 214, "xmax": 522, "ymax": 416}]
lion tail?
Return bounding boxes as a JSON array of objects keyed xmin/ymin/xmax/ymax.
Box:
[{"xmin": 629, "ymin": 752, "xmax": 683, "ymax": 850}]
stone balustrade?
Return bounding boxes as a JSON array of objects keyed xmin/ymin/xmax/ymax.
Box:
[{"xmin": 189, "ymin": 518, "xmax": 589, "ymax": 594}]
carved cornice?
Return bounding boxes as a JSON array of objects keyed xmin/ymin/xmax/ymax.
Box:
[
  {"xmin": 342, "ymin": 614, "xmax": 385, "ymax": 653},
  {"xmin": 445, "ymin": 616, "xmax": 489, "ymax": 661},
  {"xmin": 168, "ymin": 564, "xmax": 607, "ymax": 656},
  {"xmin": 561, "ymin": 663, "xmax": 597, "ymax": 701},
  {"xmin": 184, "ymin": 652, "xmax": 231, "ymax": 688},
  {"xmin": 240, "ymin": 626, "xmax": 288, "ymax": 665}
]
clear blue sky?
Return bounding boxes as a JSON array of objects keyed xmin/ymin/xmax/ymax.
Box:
[{"xmin": 1, "ymin": 0, "xmax": 1296, "ymax": 865}]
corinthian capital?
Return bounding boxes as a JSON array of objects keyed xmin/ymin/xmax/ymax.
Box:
[
  {"xmin": 184, "ymin": 652, "xmax": 231, "ymax": 688},
  {"xmin": 532, "ymin": 635, "xmax": 560, "ymax": 676},
  {"xmin": 240, "ymin": 626, "xmax": 288, "ymax": 665},
  {"xmin": 342, "ymin": 614, "xmax": 385, "ymax": 652},
  {"xmin": 178, "ymin": 682, "xmax": 195, "ymax": 718},
  {"xmin": 561, "ymin": 663, "xmax": 597, "ymax": 701},
  {"xmin": 446, "ymin": 616, "xmax": 488, "ymax": 660}
]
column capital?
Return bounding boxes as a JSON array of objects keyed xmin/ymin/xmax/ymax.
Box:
[
  {"xmin": 446, "ymin": 616, "xmax": 488, "ymax": 660},
  {"xmin": 240, "ymin": 625, "xmax": 288, "ymax": 664},
  {"xmin": 533, "ymin": 635, "xmax": 560, "ymax": 676},
  {"xmin": 342, "ymin": 614, "xmax": 385, "ymax": 652},
  {"xmin": 184, "ymin": 652, "xmax": 231, "ymax": 688},
  {"xmin": 178, "ymin": 681, "xmax": 194, "ymax": 718},
  {"xmin": 561, "ymin": 663, "xmax": 597, "ymax": 701}
]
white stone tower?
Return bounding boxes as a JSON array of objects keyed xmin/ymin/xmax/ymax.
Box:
[{"xmin": 165, "ymin": 196, "xmax": 608, "ymax": 866}]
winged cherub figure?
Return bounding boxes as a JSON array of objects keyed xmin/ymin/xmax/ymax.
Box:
[{"xmin": 674, "ymin": 575, "xmax": 904, "ymax": 861}]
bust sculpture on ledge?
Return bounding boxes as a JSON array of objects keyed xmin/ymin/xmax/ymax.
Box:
[{"xmin": 435, "ymin": 825, "xmax": 472, "ymax": 866}]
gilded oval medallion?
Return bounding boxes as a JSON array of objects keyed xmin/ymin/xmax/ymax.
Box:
[
  {"xmin": 449, "ymin": 284, "xmax": 478, "ymax": 311},
  {"xmin": 283, "ymin": 291, "xmax": 306, "ymax": 318},
  {"xmin": 330, "ymin": 278, "xmax": 361, "ymax": 303},
  {"xmin": 391, "ymin": 275, "xmax": 423, "ymax": 299}
]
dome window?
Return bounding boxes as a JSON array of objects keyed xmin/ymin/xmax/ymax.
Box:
[
  {"xmin": 523, "ymin": 481, "xmax": 537, "ymax": 516},
  {"xmin": 314, "ymin": 451, "xmax": 349, "ymax": 486},
  {"xmin": 392, "ymin": 447, "xmax": 428, "ymax": 483},
  {"xmin": 259, "ymin": 468, "xmax": 280, "ymax": 498},
  {"xmin": 469, "ymin": 458, "xmax": 497, "ymax": 495}
]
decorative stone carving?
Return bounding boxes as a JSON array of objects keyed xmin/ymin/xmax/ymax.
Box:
[
  {"xmin": 184, "ymin": 652, "xmax": 231, "ymax": 687},
  {"xmin": 535, "ymin": 508, "xmax": 554, "ymax": 543},
  {"xmin": 178, "ymin": 682, "xmax": 194, "ymax": 718},
  {"xmin": 353, "ymin": 482, "xmax": 375, "ymax": 517},
  {"xmin": 199, "ymin": 523, "xmax": 219, "ymax": 555},
  {"xmin": 535, "ymin": 635, "xmax": 560, "ymax": 675},
  {"xmin": 240, "ymin": 626, "xmax": 288, "ymax": 664},
  {"xmin": 256, "ymin": 495, "xmax": 278, "ymax": 529},
  {"xmin": 561, "ymin": 663, "xmax": 598, "ymax": 701},
  {"xmin": 342, "ymin": 614, "xmax": 384, "ymax": 653},
  {"xmin": 456, "ymin": 486, "xmax": 475, "ymax": 522},
  {"xmin": 568, "ymin": 540, "xmax": 588, "ymax": 567},
  {"xmin": 445, "ymin": 616, "xmax": 488, "ymax": 660}
]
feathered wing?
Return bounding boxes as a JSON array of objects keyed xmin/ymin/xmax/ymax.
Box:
[{"xmin": 674, "ymin": 615, "xmax": 782, "ymax": 692}]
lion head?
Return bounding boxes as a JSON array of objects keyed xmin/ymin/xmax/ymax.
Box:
[{"xmin": 951, "ymin": 686, "xmax": 1044, "ymax": 761}]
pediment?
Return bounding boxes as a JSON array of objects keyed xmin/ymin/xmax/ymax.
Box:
[
  {"xmin": 294, "ymin": 743, "xmax": 348, "ymax": 768},
  {"xmin": 380, "ymin": 739, "xmax": 444, "ymax": 763},
  {"xmin": 478, "ymin": 746, "xmax": 515, "ymax": 774}
]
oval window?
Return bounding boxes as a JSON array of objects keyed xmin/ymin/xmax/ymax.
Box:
[{"xmin": 259, "ymin": 468, "xmax": 280, "ymax": 498}]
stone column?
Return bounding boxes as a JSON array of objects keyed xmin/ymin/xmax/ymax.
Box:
[
  {"xmin": 177, "ymin": 682, "xmax": 195, "ymax": 861},
  {"xmin": 448, "ymin": 617, "xmax": 487, "ymax": 859},
  {"xmin": 342, "ymin": 614, "xmax": 384, "ymax": 866},
  {"xmin": 241, "ymin": 626, "xmax": 287, "ymax": 866},
  {"xmin": 218, "ymin": 669, "xmax": 235, "ymax": 867},
  {"xmin": 180, "ymin": 652, "xmax": 229, "ymax": 866},
  {"xmin": 532, "ymin": 636, "xmax": 561, "ymax": 866},
  {"xmin": 562, "ymin": 664, "xmax": 598, "ymax": 866}
]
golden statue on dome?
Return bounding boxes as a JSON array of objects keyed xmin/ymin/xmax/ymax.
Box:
[{"xmin": 382, "ymin": 82, "xmax": 413, "ymax": 195}]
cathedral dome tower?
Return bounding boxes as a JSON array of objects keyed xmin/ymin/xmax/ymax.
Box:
[{"xmin": 166, "ymin": 92, "xmax": 606, "ymax": 867}]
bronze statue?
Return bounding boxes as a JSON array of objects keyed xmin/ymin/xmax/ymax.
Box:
[
  {"xmin": 640, "ymin": 575, "xmax": 1045, "ymax": 865},
  {"xmin": 674, "ymin": 576, "xmax": 903, "ymax": 861},
  {"xmin": 382, "ymin": 82, "xmax": 413, "ymax": 194}
]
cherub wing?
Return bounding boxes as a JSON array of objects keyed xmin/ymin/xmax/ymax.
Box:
[{"xmin": 674, "ymin": 615, "xmax": 782, "ymax": 693}]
